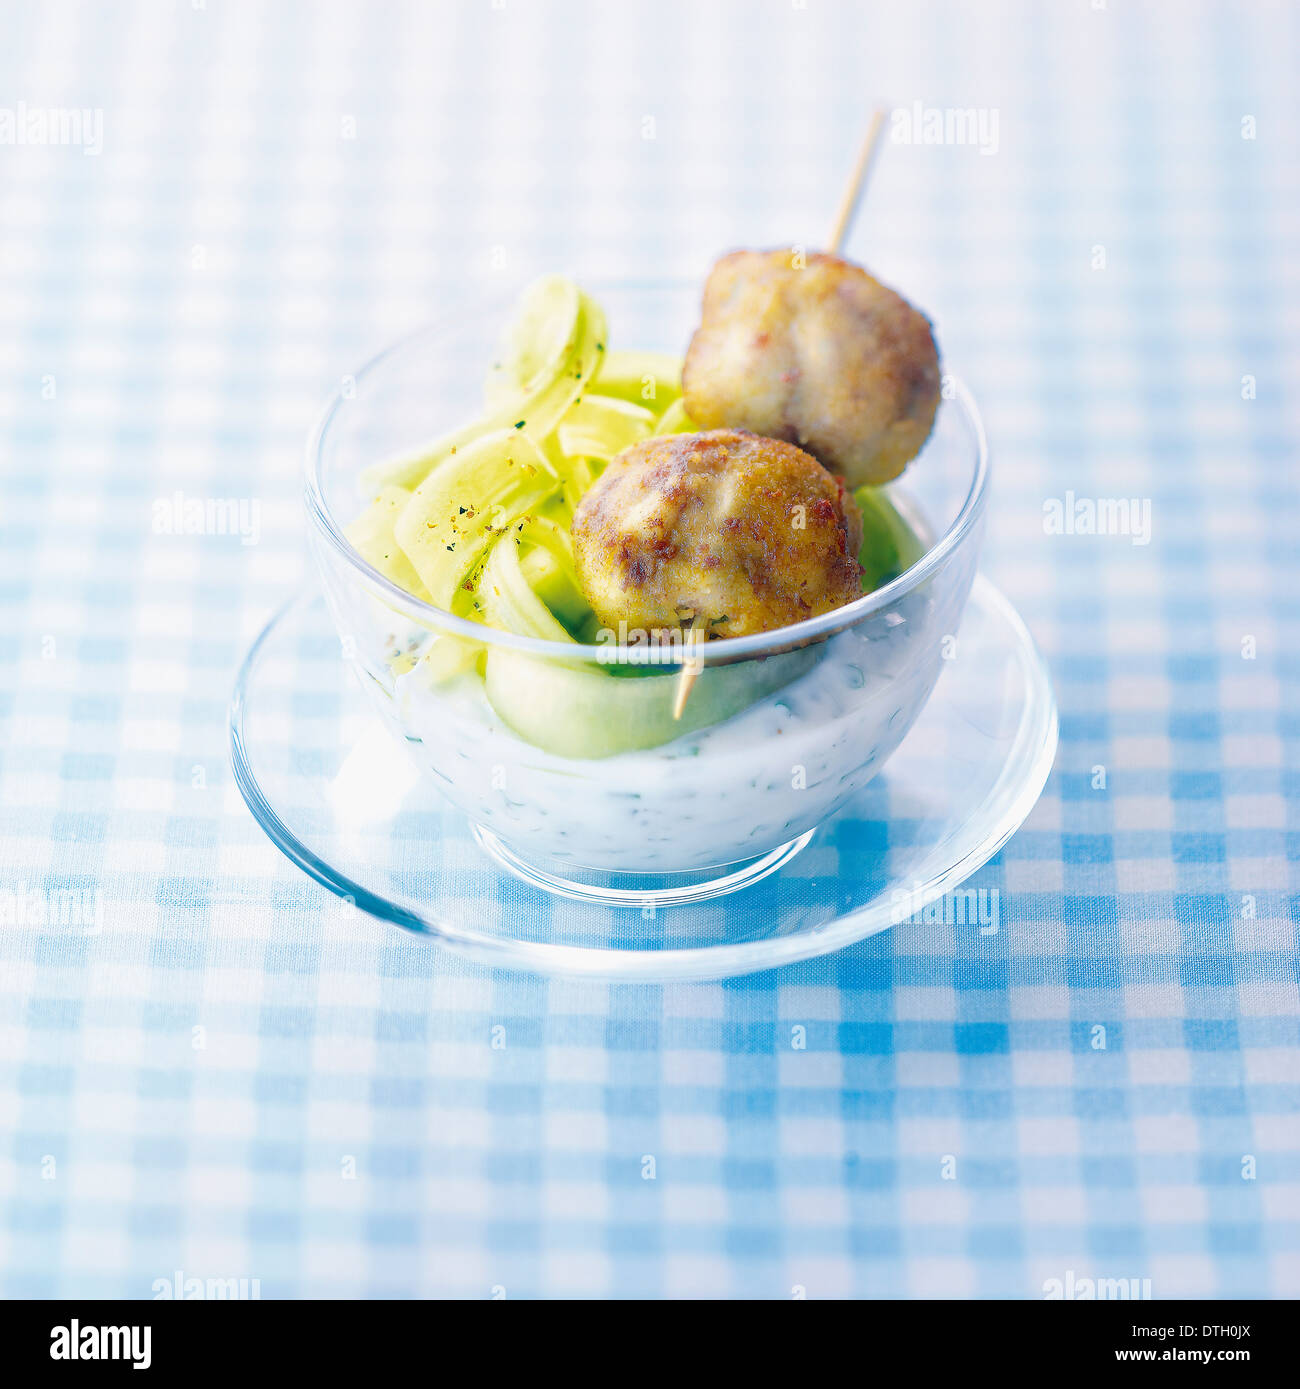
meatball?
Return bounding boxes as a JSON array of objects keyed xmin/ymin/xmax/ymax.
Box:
[
  {"xmin": 571, "ymin": 429, "xmax": 863, "ymax": 640},
  {"xmin": 682, "ymin": 249, "xmax": 941, "ymax": 487}
]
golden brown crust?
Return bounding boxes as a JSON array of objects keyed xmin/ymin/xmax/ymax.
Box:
[
  {"xmin": 682, "ymin": 249, "xmax": 941, "ymax": 487},
  {"xmin": 571, "ymin": 429, "xmax": 863, "ymax": 639}
]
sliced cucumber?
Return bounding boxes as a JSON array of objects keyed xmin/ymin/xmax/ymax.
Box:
[
  {"xmin": 588, "ymin": 349, "xmax": 683, "ymax": 412},
  {"xmin": 394, "ymin": 430, "xmax": 557, "ymax": 608},
  {"xmin": 483, "ymin": 275, "xmax": 582, "ymax": 409},
  {"xmin": 517, "ymin": 511, "xmax": 574, "ymax": 567},
  {"xmin": 556, "ymin": 395, "xmax": 655, "ymax": 461},
  {"xmin": 854, "ymin": 485, "xmax": 926, "ymax": 593},
  {"xmin": 479, "ymin": 533, "xmax": 573, "ymax": 643},
  {"xmin": 519, "ymin": 546, "xmax": 591, "ymax": 634},
  {"xmin": 343, "ymin": 484, "xmax": 430, "ymax": 599},
  {"xmin": 484, "ymin": 645, "xmax": 817, "ymax": 759},
  {"xmin": 361, "ymin": 284, "xmax": 607, "ymax": 494},
  {"xmin": 651, "ymin": 398, "xmax": 697, "ymax": 436},
  {"xmin": 419, "ymin": 633, "xmax": 482, "ymax": 684}
]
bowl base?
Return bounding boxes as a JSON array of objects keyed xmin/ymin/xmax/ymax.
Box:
[{"xmin": 472, "ymin": 824, "xmax": 815, "ymax": 908}]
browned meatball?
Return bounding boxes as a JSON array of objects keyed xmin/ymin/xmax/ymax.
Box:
[
  {"xmin": 571, "ymin": 429, "xmax": 863, "ymax": 640},
  {"xmin": 682, "ymin": 249, "xmax": 941, "ymax": 487}
]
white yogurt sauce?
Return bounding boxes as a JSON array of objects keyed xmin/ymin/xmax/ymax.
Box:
[{"xmin": 388, "ymin": 589, "xmax": 940, "ymax": 873}]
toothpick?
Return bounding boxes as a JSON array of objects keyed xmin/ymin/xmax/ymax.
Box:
[
  {"xmin": 826, "ymin": 106, "xmax": 888, "ymax": 255},
  {"xmin": 672, "ymin": 622, "xmax": 703, "ymax": 722}
]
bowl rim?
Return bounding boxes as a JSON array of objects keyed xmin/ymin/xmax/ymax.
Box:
[{"xmin": 304, "ymin": 293, "xmax": 990, "ymax": 666}]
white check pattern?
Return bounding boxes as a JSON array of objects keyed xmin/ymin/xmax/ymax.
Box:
[{"xmin": 0, "ymin": 0, "xmax": 1297, "ymax": 1298}]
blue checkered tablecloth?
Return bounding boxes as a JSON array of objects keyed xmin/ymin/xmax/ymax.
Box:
[{"xmin": 1, "ymin": 0, "xmax": 1297, "ymax": 1299}]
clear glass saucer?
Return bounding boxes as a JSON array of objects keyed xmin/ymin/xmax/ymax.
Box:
[{"xmin": 229, "ymin": 575, "xmax": 1056, "ymax": 981}]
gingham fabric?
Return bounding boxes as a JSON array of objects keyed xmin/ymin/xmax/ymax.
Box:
[{"xmin": 1, "ymin": 0, "xmax": 1296, "ymax": 1299}]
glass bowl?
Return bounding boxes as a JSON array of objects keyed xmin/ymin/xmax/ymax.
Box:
[{"xmin": 305, "ymin": 282, "xmax": 988, "ymax": 903}]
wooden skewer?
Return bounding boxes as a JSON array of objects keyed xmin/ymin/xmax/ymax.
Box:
[
  {"xmin": 672, "ymin": 621, "xmax": 704, "ymax": 721},
  {"xmin": 826, "ymin": 105, "xmax": 888, "ymax": 256},
  {"xmin": 671, "ymin": 105, "xmax": 889, "ymax": 720}
]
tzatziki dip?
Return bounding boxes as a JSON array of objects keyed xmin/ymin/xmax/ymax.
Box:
[{"xmin": 391, "ymin": 592, "xmax": 939, "ymax": 873}]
